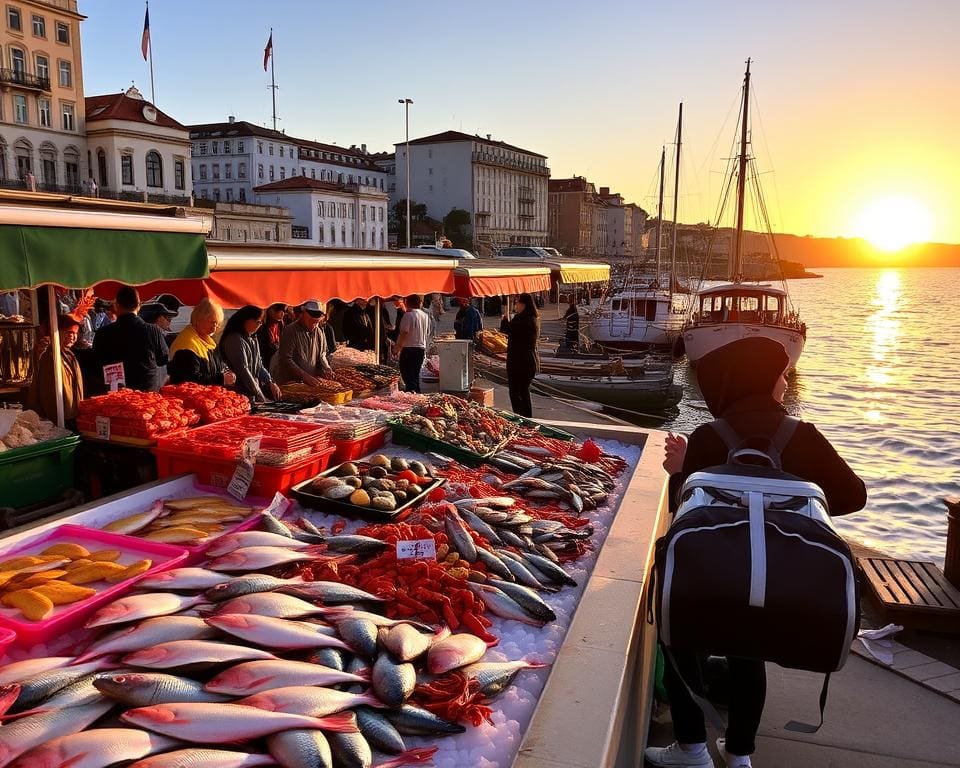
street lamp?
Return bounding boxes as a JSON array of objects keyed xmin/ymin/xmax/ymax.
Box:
[{"xmin": 398, "ymin": 98, "xmax": 413, "ymax": 248}]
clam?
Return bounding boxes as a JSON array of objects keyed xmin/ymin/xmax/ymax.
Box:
[
  {"xmin": 337, "ymin": 462, "xmax": 360, "ymax": 477},
  {"xmin": 322, "ymin": 483, "xmax": 355, "ymax": 500},
  {"xmin": 368, "ymin": 466, "xmax": 388, "ymax": 480},
  {"xmin": 310, "ymin": 476, "xmax": 343, "ymax": 493},
  {"xmin": 391, "ymin": 457, "xmax": 409, "ymax": 471},
  {"xmin": 371, "ymin": 496, "xmax": 397, "ymax": 511},
  {"xmin": 408, "ymin": 461, "xmax": 428, "ymax": 477},
  {"xmin": 369, "ymin": 454, "xmax": 391, "ymax": 468}
]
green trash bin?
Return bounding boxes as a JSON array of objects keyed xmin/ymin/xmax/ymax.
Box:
[{"xmin": 0, "ymin": 434, "xmax": 80, "ymax": 509}]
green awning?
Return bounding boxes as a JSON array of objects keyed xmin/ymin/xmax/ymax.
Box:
[{"xmin": 0, "ymin": 224, "xmax": 209, "ymax": 291}]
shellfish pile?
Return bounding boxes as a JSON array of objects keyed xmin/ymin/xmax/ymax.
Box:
[{"xmin": 306, "ymin": 455, "xmax": 438, "ymax": 513}]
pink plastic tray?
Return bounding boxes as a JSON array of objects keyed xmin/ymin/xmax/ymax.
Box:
[
  {"xmin": 0, "ymin": 524, "xmax": 189, "ymax": 648},
  {"xmin": 0, "ymin": 627, "xmax": 14, "ymax": 657}
]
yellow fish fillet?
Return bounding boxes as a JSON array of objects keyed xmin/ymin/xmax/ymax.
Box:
[
  {"xmin": 143, "ymin": 527, "xmax": 209, "ymax": 543},
  {"xmin": 103, "ymin": 500, "xmax": 165, "ymax": 535},
  {"xmin": 163, "ymin": 496, "xmax": 238, "ymax": 511}
]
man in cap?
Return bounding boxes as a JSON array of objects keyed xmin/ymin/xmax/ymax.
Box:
[
  {"xmin": 274, "ymin": 299, "xmax": 335, "ymax": 386},
  {"xmin": 140, "ymin": 301, "xmax": 179, "ymax": 346}
]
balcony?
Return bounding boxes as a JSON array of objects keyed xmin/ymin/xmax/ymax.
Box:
[
  {"xmin": 471, "ymin": 150, "xmax": 550, "ymax": 176},
  {"xmin": 0, "ymin": 69, "xmax": 51, "ymax": 92}
]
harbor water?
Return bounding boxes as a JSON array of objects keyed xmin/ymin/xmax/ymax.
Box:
[{"xmin": 629, "ymin": 267, "xmax": 960, "ymax": 565}]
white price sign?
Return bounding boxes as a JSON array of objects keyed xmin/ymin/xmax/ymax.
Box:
[
  {"xmin": 102, "ymin": 363, "xmax": 126, "ymax": 392},
  {"xmin": 396, "ymin": 538, "xmax": 437, "ymax": 561},
  {"xmin": 227, "ymin": 459, "xmax": 256, "ymax": 500},
  {"xmin": 242, "ymin": 435, "xmax": 262, "ymax": 462},
  {"xmin": 95, "ymin": 415, "xmax": 110, "ymax": 441}
]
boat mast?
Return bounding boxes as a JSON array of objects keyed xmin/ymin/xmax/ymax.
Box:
[
  {"xmin": 732, "ymin": 58, "xmax": 751, "ymax": 282},
  {"xmin": 669, "ymin": 102, "xmax": 682, "ymax": 304},
  {"xmin": 654, "ymin": 146, "xmax": 665, "ymax": 286}
]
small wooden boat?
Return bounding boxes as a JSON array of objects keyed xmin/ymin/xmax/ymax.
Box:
[{"xmin": 532, "ymin": 370, "xmax": 683, "ymax": 410}]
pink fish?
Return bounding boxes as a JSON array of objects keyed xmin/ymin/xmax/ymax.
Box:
[
  {"xmin": 85, "ymin": 593, "xmax": 207, "ymax": 629},
  {"xmin": 204, "ymin": 614, "xmax": 351, "ymax": 652},
  {"xmin": 205, "ymin": 659, "xmax": 368, "ymax": 696},
  {"xmin": 10, "ymin": 728, "xmax": 180, "ymax": 768},
  {"xmin": 122, "ymin": 640, "xmax": 277, "ymax": 669},
  {"xmin": 128, "ymin": 750, "xmax": 276, "ymax": 768},
  {"xmin": 236, "ymin": 685, "xmax": 383, "ymax": 717},
  {"xmin": 0, "ymin": 684, "xmax": 19, "ymax": 716},
  {"xmin": 0, "ymin": 657, "xmax": 72, "ymax": 687},
  {"xmin": 207, "ymin": 545, "xmax": 328, "ymax": 572},
  {"xmin": 427, "ymin": 633, "xmax": 489, "ymax": 675}
]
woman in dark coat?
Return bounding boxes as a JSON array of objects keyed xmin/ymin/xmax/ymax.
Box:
[
  {"xmin": 220, "ymin": 305, "xmax": 280, "ymax": 403},
  {"xmin": 504, "ymin": 293, "xmax": 540, "ymax": 418},
  {"xmin": 647, "ymin": 336, "xmax": 866, "ymax": 768},
  {"xmin": 257, "ymin": 302, "xmax": 286, "ymax": 370}
]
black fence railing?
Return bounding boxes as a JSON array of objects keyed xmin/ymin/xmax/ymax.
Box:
[{"xmin": 0, "ymin": 68, "xmax": 51, "ymax": 91}]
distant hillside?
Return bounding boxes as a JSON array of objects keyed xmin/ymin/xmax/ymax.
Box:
[{"xmin": 770, "ymin": 234, "xmax": 960, "ymax": 269}]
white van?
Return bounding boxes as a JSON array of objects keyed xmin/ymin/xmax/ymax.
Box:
[{"xmin": 398, "ymin": 246, "xmax": 478, "ymax": 260}]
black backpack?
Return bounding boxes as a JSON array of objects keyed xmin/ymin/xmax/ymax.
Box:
[{"xmin": 654, "ymin": 415, "xmax": 860, "ymax": 731}]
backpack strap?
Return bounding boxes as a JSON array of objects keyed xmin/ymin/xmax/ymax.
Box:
[
  {"xmin": 710, "ymin": 419, "xmax": 741, "ymax": 450},
  {"xmin": 772, "ymin": 414, "xmax": 801, "ymax": 455}
]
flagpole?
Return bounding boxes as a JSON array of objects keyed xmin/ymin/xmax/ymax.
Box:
[
  {"xmin": 269, "ymin": 27, "xmax": 276, "ymax": 131},
  {"xmin": 147, "ymin": 1, "xmax": 155, "ymax": 103}
]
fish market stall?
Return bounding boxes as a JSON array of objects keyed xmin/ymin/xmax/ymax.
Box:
[{"xmin": 0, "ymin": 406, "xmax": 667, "ymax": 768}]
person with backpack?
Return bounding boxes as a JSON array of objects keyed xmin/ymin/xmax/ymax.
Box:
[{"xmin": 647, "ymin": 336, "xmax": 866, "ymax": 768}]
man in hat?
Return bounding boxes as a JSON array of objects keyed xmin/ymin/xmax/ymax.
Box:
[
  {"xmin": 140, "ymin": 301, "xmax": 179, "ymax": 346},
  {"xmin": 274, "ymin": 299, "xmax": 334, "ymax": 386}
]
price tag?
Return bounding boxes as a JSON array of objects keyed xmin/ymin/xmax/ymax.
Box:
[
  {"xmin": 102, "ymin": 363, "xmax": 126, "ymax": 392},
  {"xmin": 396, "ymin": 538, "xmax": 437, "ymax": 561},
  {"xmin": 242, "ymin": 436, "xmax": 262, "ymax": 462},
  {"xmin": 263, "ymin": 491, "xmax": 288, "ymax": 518},
  {"xmin": 227, "ymin": 458, "xmax": 256, "ymax": 500},
  {"xmin": 95, "ymin": 415, "xmax": 110, "ymax": 441}
]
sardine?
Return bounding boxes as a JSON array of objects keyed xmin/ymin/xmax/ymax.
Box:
[
  {"xmin": 443, "ymin": 509, "xmax": 477, "ymax": 563},
  {"xmin": 10, "ymin": 660, "xmax": 111, "ymax": 713},
  {"xmin": 0, "ymin": 700, "xmax": 113, "ymax": 767},
  {"xmin": 327, "ymin": 730, "xmax": 372, "ymax": 768},
  {"xmin": 496, "ymin": 550, "xmax": 552, "ymax": 590},
  {"xmin": 138, "ymin": 568, "xmax": 233, "ymax": 592},
  {"xmin": 204, "ymin": 614, "xmax": 351, "ymax": 652},
  {"xmin": 458, "ymin": 508, "xmax": 503, "ymax": 546},
  {"xmin": 204, "ymin": 574, "xmax": 300, "ymax": 603},
  {"xmin": 94, "ymin": 672, "xmax": 229, "ymax": 706},
  {"xmin": 76, "ymin": 616, "xmax": 218, "ymax": 663},
  {"xmin": 516, "ymin": 551, "xmax": 577, "ymax": 587},
  {"xmin": 487, "ymin": 578, "xmax": 557, "ymax": 623},
  {"xmin": 9, "ymin": 727, "xmax": 180, "ymax": 768},
  {"xmin": 237, "ymin": 685, "xmax": 381, "ymax": 717},
  {"xmin": 467, "ymin": 582, "xmax": 548, "ymax": 626},
  {"xmin": 127, "ymin": 749, "xmax": 277, "ymax": 768},
  {"xmin": 280, "ymin": 580, "xmax": 383, "ymax": 605},
  {"xmin": 385, "ymin": 704, "xmax": 465, "ymax": 736},
  {"xmin": 85, "ymin": 593, "xmax": 206, "ymax": 629},
  {"xmin": 205, "ymin": 659, "xmax": 368, "ymax": 696},
  {"xmin": 371, "ymin": 653, "xmax": 415, "ymax": 708},
  {"xmin": 474, "ymin": 547, "xmax": 515, "ymax": 581},
  {"xmin": 121, "ymin": 702, "xmax": 357, "ymax": 742},
  {"xmin": 461, "ymin": 659, "xmax": 550, "ymax": 698},
  {"xmin": 122, "ymin": 640, "xmax": 277, "ymax": 669},
  {"xmin": 9, "ymin": 672, "xmax": 104, "ymax": 717},
  {"xmin": 355, "ymin": 706, "xmax": 406, "ymax": 755},
  {"xmin": 426, "ymin": 632, "xmax": 488, "ymax": 674},
  {"xmin": 267, "ymin": 729, "xmax": 333, "ymax": 768}
]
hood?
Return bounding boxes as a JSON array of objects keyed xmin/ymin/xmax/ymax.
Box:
[{"xmin": 696, "ymin": 337, "xmax": 789, "ymax": 417}]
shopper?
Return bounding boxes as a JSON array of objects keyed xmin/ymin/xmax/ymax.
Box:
[
  {"xmin": 343, "ymin": 298, "xmax": 375, "ymax": 351},
  {"xmin": 274, "ymin": 299, "xmax": 334, "ymax": 385},
  {"xmin": 140, "ymin": 301, "xmax": 178, "ymax": 346},
  {"xmin": 563, "ymin": 296, "xmax": 580, "ymax": 351},
  {"xmin": 503, "ymin": 293, "xmax": 540, "ymax": 418},
  {"xmin": 26, "ymin": 314, "xmax": 83, "ymax": 425},
  {"xmin": 648, "ymin": 336, "xmax": 866, "ymax": 768},
  {"xmin": 257, "ymin": 302, "xmax": 286, "ymax": 371},
  {"xmin": 219, "ymin": 305, "xmax": 281, "ymax": 403},
  {"xmin": 393, "ymin": 294, "xmax": 431, "ymax": 393},
  {"xmin": 93, "ymin": 285, "xmax": 169, "ymax": 391},
  {"xmin": 454, "ymin": 298, "xmax": 483, "ymax": 340},
  {"xmin": 167, "ymin": 298, "xmax": 236, "ymax": 387}
]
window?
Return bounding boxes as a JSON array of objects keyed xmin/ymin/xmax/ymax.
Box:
[
  {"xmin": 41, "ymin": 158, "xmax": 55, "ymax": 184},
  {"xmin": 257, "ymin": 163, "xmax": 263, "ymax": 180},
  {"xmin": 268, "ymin": 144, "xmax": 274, "ymax": 155},
  {"xmin": 55, "ymin": 21, "xmax": 68, "ymax": 43},
  {"xmin": 349, "ymin": 204, "xmax": 355, "ymax": 217},
  {"xmin": 224, "ymin": 140, "xmax": 231, "ymax": 154},
  {"xmin": 146, "ymin": 151, "xmax": 162, "ymax": 187},
  {"xmin": 237, "ymin": 140, "xmax": 244, "ymax": 153},
  {"xmin": 7, "ymin": 7, "xmax": 20, "ymax": 30},
  {"xmin": 31, "ymin": 14, "xmax": 44, "ymax": 37},
  {"xmin": 121, "ymin": 155, "xmax": 133, "ymax": 185},
  {"xmin": 319, "ymin": 225, "xmax": 324, "ymax": 244},
  {"xmin": 198, "ymin": 164, "xmax": 207, "ymax": 180},
  {"xmin": 58, "ymin": 59, "xmax": 71, "ymax": 87},
  {"xmin": 327, "ymin": 202, "xmax": 335, "ymax": 216},
  {"xmin": 213, "ymin": 188, "xmax": 220, "ymax": 201},
  {"xmin": 35, "ymin": 54, "xmax": 48, "ymax": 81},
  {"xmin": 269, "ymin": 166, "xmax": 274, "ymax": 181},
  {"xmin": 198, "ymin": 142, "xmax": 207, "ymax": 155},
  {"xmin": 379, "ymin": 207, "xmax": 383, "ymax": 222},
  {"xmin": 13, "ymin": 95, "xmax": 26, "ymax": 124},
  {"xmin": 226, "ymin": 188, "xmax": 233, "ymax": 202},
  {"xmin": 238, "ymin": 162, "xmax": 246, "ymax": 179},
  {"xmin": 310, "ymin": 169, "xmax": 315, "ymax": 179},
  {"xmin": 361, "ymin": 231, "xmax": 366, "ymax": 248},
  {"xmin": 239, "ymin": 188, "xmax": 246, "ymax": 202},
  {"xmin": 10, "ymin": 48, "xmax": 25, "ymax": 74},
  {"xmin": 257, "ymin": 141, "xmax": 263, "ymax": 153},
  {"xmin": 212, "ymin": 141, "xmax": 219, "ymax": 154},
  {"xmin": 97, "ymin": 149, "xmax": 107, "ymax": 187},
  {"xmin": 279, "ymin": 146, "xmax": 284, "ymax": 157},
  {"xmin": 330, "ymin": 223, "xmax": 335, "ymax": 242},
  {"xmin": 200, "ymin": 190, "xmax": 208, "ymax": 199},
  {"xmin": 226, "ymin": 163, "xmax": 234, "ymax": 179},
  {"xmin": 65, "ymin": 160, "xmax": 78, "ymax": 189},
  {"xmin": 279, "ymin": 167, "xmax": 285, "ymax": 180},
  {"xmin": 37, "ymin": 97, "xmax": 50, "ymax": 127},
  {"xmin": 361, "ymin": 205, "xmax": 366, "ymax": 222},
  {"xmin": 174, "ymin": 159, "xmax": 184, "ymax": 190},
  {"xmin": 60, "ymin": 101, "xmax": 74, "ymax": 130},
  {"xmin": 212, "ymin": 163, "xmax": 220, "ymax": 179}
]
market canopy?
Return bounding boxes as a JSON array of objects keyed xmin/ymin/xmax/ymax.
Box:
[
  {"xmin": 0, "ymin": 205, "xmax": 210, "ymax": 291},
  {"xmin": 453, "ymin": 264, "xmax": 552, "ymax": 298},
  {"xmin": 102, "ymin": 245, "xmax": 459, "ymax": 308},
  {"xmin": 547, "ymin": 261, "xmax": 610, "ymax": 284}
]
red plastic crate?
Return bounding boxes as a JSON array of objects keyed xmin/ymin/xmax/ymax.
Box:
[
  {"xmin": 331, "ymin": 426, "xmax": 389, "ymax": 464},
  {"xmin": 153, "ymin": 444, "xmax": 336, "ymax": 497},
  {"xmin": 156, "ymin": 416, "xmax": 329, "ymax": 461}
]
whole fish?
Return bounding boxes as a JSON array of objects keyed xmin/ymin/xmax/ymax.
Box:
[
  {"xmin": 460, "ymin": 659, "xmax": 549, "ymax": 697},
  {"xmin": 379, "ymin": 624, "xmax": 442, "ymax": 663},
  {"xmin": 94, "ymin": 671, "xmax": 230, "ymax": 706},
  {"xmin": 122, "ymin": 640, "xmax": 277, "ymax": 669},
  {"xmin": 267, "ymin": 729, "xmax": 333, "ymax": 768},
  {"xmin": 205, "ymin": 530, "xmax": 313, "ymax": 557},
  {"xmin": 279, "ymin": 580, "xmax": 384, "ymax": 605},
  {"xmin": 0, "ymin": 684, "xmax": 19, "ymax": 716},
  {"xmin": 0, "ymin": 700, "xmax": 113, "ymax": 768},
  {"xmin": 9, "ymin": 660, "xmax": 111, "ymax": 713},
  {"xmin": 237, "ymin": 686, "xmax": 382, "ymax": 717},
  {"xmin": 453, "ymin": 496, "xmax": 514, "ymax": 511},
  {"xmin": 371, "ymin": 653, "xmax": 415, "ymax": 708},
  {"xmin": 260, "ymin": 510, "xmax": 309, "ymax": 540},
  {"xmin": 128, "ymin": 749, "xmax": 276, "ymax": 768},
  {"xmin": 212, "ymin": 592, "xmax": 350, "ymax": 621},
  {"xmin": 334, "ymin": 617, "xmax": 379, "ymax": 659},
  {"xmin": 306, "ymin": 648, "xmax": 346, "ymax": 671},
  {"xmin": 443, "ymin": 509, "xmax": 477, "ymax": 563},
  {"xmin": 205, "ymin": 659, "xmax": 368, "ymax": 696},
  {"xmin": 297, "ymin": 517, "xmax": 325, "ymax": 536},
  {"xmin": 138, "ymin": 568, "xmax": 233, "ymax": 592},
  {"xmin": 355, "ymin": 706, "xmax": 406, "ymax": 755},
  {"xmin": 458, "ymin": 507, "xmax": 503, "ymax": 545},
  {"xmin": 320, "ymin": 535, "xmax": 390, "ymax": 556},
  {"xmin": 426, "ymin": 633, "xmax": 488, "ymax": 675},
  {"xmin": 487, "ymin": 579, "xmax": 557, "ymax": 623},
  {"xmin": 495, "ymin": 550, "xmax": 553, "ymax": 590},
  {"xmin": 207, "ymin": 545, "xmax": 327, "ymax": 572},
  {"xmin": 205, "ymin": 574, "xmax": 303, "ymax": 603},
  {"xmin": 327, "ymin": 730, "xmax": 371, "ymax": 768},
  {"xmin": 76, "ymin": 616, "xmax": 218, "ymax": 663},
  {"xmin": 467, "ymin": 582, "xmax": 548, "ymax": 626},
  {"xmin": 516, "ymin": 550, "xmax": 577, "ymax": 587},
  {"xmin": 204, "ymin": 614, "xmax": 351, "ymax": 652},
  {"xmin": 0, "ymin": 657, "xmax": 72, "ymax": 687},
  {"xmin": 474, "ymin": 547, "xmax": 515, "ymax": 581},
  {"xmin": 103, "ymin": 500, "xmax": 165, "ymax": 535},
  {"xmin": 10, "ymin": 727, "xmax": 180, "ymax": 768},
  {"xmin": 331, "ymin": 608, "xmax": 432, "ymax": 631},
  {"xmin": 385, "ymin": 704, "xmax": 465, "ymax": 736},
  {"xmin": 8, "ymin": 672, "xmax": 104, "ymax": 717},
  {"xmin": 121, "ymin": 702, "xmax": 357, "ymax": 742},
  {"xmin": 85, "ymin": 593, "xmax": 207, "ymax": 629}
]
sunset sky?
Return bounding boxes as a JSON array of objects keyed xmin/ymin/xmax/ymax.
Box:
[{"xmin": 79, "ymin": 0, "xmax": 960, "ymax": 245}]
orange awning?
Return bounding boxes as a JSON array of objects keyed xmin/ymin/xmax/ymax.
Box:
[{"xmin": 454, "ymin": 265, "xmax": 552, "ymax": 298}]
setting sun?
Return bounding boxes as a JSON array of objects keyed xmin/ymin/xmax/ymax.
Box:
[{"xmin": 851, "ymin": 196, "xmax": 934, "ymax": 252}]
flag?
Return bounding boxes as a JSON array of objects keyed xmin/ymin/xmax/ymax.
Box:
[
  {"xmin": 263, "ymin": 32, "xmax": 273, "ymax": 71},
  {"xmin": 140, "ymin": 4, "xmax": 150, "ymax": 61}
]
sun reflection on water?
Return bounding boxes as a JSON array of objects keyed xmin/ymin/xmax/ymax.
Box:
[{"xmin": 863, "ymin": 270, "xmax": 902, "ymax": 422}]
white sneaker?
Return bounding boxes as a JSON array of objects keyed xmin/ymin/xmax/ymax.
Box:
[
  {"xmin": 645, "ymin": 741, "xmax": 714, "ymax": 767},
  {"xmin": 716, "ymin": 737, "xmax": 752, "ymax": 767}
]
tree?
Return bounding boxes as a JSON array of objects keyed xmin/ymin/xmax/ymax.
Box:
[{"xmin": 443, "ymin": 208, "xmax": 472, "ymax": 249}]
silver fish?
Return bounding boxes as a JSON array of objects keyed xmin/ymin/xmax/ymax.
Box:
[
  {"xmin": 467, "ymin": 582, "xmax": 548, "ymax": 626},
  {"xmin": 237, "ymin": 685, "xmax": 381, "ymax": 717},
  {"xmin": 355, "ymin": 706, "xmax": 405, "ymax": 755},
  {"xmin": 267, "ymin": 729, "xmax": 333, "ymax": 768},
  {"xmin": 496, "ymin": 550, "xmax": 552, "ymax": 590},
  {"xmin": 461, "ymin": 659, "xmax": 550, "ymax": 698},
  {"xmin": 10, "ymin": 660, "xmax": 110, "ymax": 713},
  {"xmin": 212, "ymin": 592, "xmax": 349, "ymax": 621},
  {"xmin": 204, "ymin": 574, "xmax": 299, "ymax": 603},
  {"xmin": 385, "ymin": 704, "xmax": 465, "ymax": 736},
  {"xmin": 204, "ymin": 614, "xmax": 351, "ymax": 652},
  {"xmin": 138, "ymin": 568, "xmax": 233, "ymax": 592},
  {"xmin": 204, "ymin": 660, "xmax": 368, "ymax": 696},
  {"xmin": 94, "ymin": 672, "xmax": 230, "ymax": 706},
  {"xmin": 336, "ymin": 617, "xmax": 379, "ymax": 659},
  {"xmin": 279, "ymin": 580, "xmax": 384, "ymax": 605},
  {"xmin": 320, "ymin": 535, "xmax": 390, "ymax": 556},
  {"xmin": 122, "ymin": 640, "xmax": 277, "ymax": 669},
  {"xmin": 444, "ymin": 508, "xmax": 477, "ymax": 563},
  {"xmin": 327, "ymin": 730, "xmax": 372, "ymax": 768},
  {"xmin": 0, "ymin": 700, "xmax": 113, "ymax": 767},
  {"xmin": 128, "ymin": 749, "xmax": 276, "ymax": 768},
  {"xmin": 205, "ymin": 530, "xmax": 313, "ymax": 557},
  {"xmin": 474, "ymin": 547, "xmax": 515, "ymax": 581},
  {"xmin": 372, "ymin": 653, "xmax": 415, "ymax": 708},
  {"xmin": 305, "ymin": 648, "xmax": 345, "ymax": 671},
  {"xmin": 76, "ymin": 616, "xmax": 218, "ymax": 663},
  {"xmin": 517, "ymin": 551, "xmax": 577, "ymax": 587},
  {"xmin": 0, "ymin": 657, "xmax": 72, "ymax": 687},
  {"xmin": 10, "ymin": 727, "xmax": 180, "ymax": 768},
  {"xmin": 458, "ymin": 508, "xmax": 503, "ymax": 546},
  {"xmin": 10, "ymin": 672, "xmax": 104, "ymax": 716},
  {"xmin": 487, "ymin": 578, "xmax": 557, "ymax": 623}
]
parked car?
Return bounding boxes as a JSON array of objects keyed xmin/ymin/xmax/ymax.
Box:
[
  {"xmin": 494, "ymin": 246, "xmax": 551, "ymax": 261},
  {"xmin": 399, "ymin": 246, "xmax": 477, "ymax": 259}
]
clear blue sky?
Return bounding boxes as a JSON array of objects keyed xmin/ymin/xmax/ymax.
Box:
[{"xmin": 79, "ymin": 0, "xmax": 960, "ymax": 243}]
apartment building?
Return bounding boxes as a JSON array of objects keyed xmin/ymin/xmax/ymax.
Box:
[
  {"xmin": 0, "ymin": 0, "xmax": 85, "ymax": 188},
  {"xmin": 549, "ymin": 177, "xmax": 648, "ymax": 259}
]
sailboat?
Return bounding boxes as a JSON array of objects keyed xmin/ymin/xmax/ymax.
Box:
[
  {"xmin": 589, "ymin": 104, "xmax": 691, "ymax": 350},
  {"xmin": 680, "ymin": 60, "xmax": 806, "ymax": 368}
]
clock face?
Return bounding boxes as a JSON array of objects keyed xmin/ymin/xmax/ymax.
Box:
[{"xmin": 142, "ymin": 105, "xmax": 158, "ymax": 122}]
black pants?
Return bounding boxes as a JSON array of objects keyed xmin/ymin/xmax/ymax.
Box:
[
  {"xmin": 508, "ymin": 372, "xmax": 534, "ymax": 417},
  {"xmin": 662, "ymin": 648, "xmax": 766, "ymax": 756},
  {"xmin": 399, "ymin": 347, "xmax": 425, "ymax": 393}
]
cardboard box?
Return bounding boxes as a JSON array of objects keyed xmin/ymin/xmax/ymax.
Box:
[{"xmin": 469, "ymin": 386, "xmax": 494, "ymax": 407}]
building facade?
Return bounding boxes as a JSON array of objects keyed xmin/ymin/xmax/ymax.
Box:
[
  {"xmin": 0, "ymin": 0, "xmax": 86, "ymax": 190},
  {"xmin": 549, "ymin": 177, "xmax": 648, "ymax": 259},
  {"xmin": 394, "ymin": 130, "xmax": 549, "ymax": 253},
  {"xmin": 197, "ymin": 200, "xmax": 293, "ymax": 243},
  {"xmin": 85, "ymin": 87, "xmax": 191, "ymax": 204},
  {"xmin": 253, "ymin": 176, "xmax": 388, "ymax": 250}
]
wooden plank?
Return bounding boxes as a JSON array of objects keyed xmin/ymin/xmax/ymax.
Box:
[
  {"xmin": 876, "ymin": 558, "xmax": 920, "ymax": 605},
  {"xmin": 883, "ymin": 560, "xmax": 926, "ymax": 605},
  {"xmin": 917, "ymin": 562, "xmax": 960, "ymax": 610},
  {"xmin": 859, "ymin": 557, "xmax": 906, "ymax": 605},
  {"xmin": 901, "ymin": 561, "xmax": 941, "ymax": 607}
]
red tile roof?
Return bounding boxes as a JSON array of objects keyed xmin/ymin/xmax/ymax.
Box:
[
  {"xmin": 253, "ymin": 177, "xmax": 385, "ymax": 194},
  {"xmin": 549, "ymin": 177, "xmax": 594, "ymax": 193},
  {"xmin": 85, "ymin": 93, "xmax": 186, "ymax": 130},
  {"xmin": 400, "ymin": 130, "xmax": 546, "ymax": 159}
]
